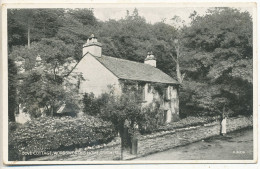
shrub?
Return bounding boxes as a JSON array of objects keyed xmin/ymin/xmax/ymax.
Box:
[
  {"xmin": 82, "ymin": 92, "xmax": 100, "ymax": 116},
  {"xmin": 138, "ymin": 101, "xmax": 164, "ymax": 134},
  {"xmin": 9, "ymin": 115, "xmax": 116, "ymax": 160},
  {"xmin": 8, "ymin": 122, "xmax": 21, "ymax": 133}
]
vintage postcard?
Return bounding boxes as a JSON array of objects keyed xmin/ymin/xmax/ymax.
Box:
[{"xmin": 1, "ymin": 1, "xmax": 258, "ymax": 165}]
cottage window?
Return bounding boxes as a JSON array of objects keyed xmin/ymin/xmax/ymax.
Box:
[
  {"xmin": 142, "ymin": 85, "xmax": 146, "ymax": 101},
  {"xmin": 164, "ymin": 86, "xmax": 171, "ymax": 100},
  {"xmin": 147, "ymin": 83, "xmax": 152, "ymax": 93},
  {"xmin": 139, "ymin": 83, "xmax": 147, "ymax": 101}
]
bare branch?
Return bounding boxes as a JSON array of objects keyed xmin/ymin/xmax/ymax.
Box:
[
  {"xmin": 170, "ymin": 53, "xmax": 177, "ymax": 63},
  {"xmin": 181, "ymin": 72, "xmax": 186, "ymax": 82}
]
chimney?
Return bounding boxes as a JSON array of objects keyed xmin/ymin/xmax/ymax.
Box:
[
  {"xmin": 83, "ymin": 34, "xmax": 102, "ymax": 57},
  {"xmin": 35, "ymin": 55, "xmax": 42, "ymax": 67},
  {"xmin": 144, "ymin": 51, "xmax": 156, "ymax": 67}
]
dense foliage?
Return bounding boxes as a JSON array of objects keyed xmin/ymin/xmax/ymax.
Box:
[
  {"xmin": 8, "ymin": 58, "xmax": 17, "ymax": 122},
  {"xmin": 8, "ymin": 7, "xmax": 253, "ymax": 119},
  {"xmin": 9, "ymin": 39, "xmax": 81, "ymax": 117},
  {"xmin": 9, "ymin": 116, "xmax": 116, "ymax": 160},
  {"xmin": 82, "ymin": 92, "xmax": 100, "ymax": 116},
  {"xmin": 97, "ymin": 87, "xmax": 143, "ymax": 136},
  {"xmin": 179, "ymin": 8, "xmax": 253, "ymax": 117},
  {"xmin": 82, "ymin": 84, "xmax": 166, "ymax": 135}
]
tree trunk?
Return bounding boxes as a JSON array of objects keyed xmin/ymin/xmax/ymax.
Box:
[
  {"xmin": 27, "ymin": 22, "xmax": 30, "ymax": 48},
  {"xmin": 176, "ymin": 59, "xmax": 182, "ymax": 83},
  {"xmin": 174, "ymin": 42, "xmax": 185, "ymax": 84}
]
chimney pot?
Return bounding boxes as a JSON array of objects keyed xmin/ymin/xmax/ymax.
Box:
[
  {"xmin": 144, "ymin": 51, "xmax": 156, "ymax": 67},
  {"xmin": 83, "ymin": 34, "xmax": 102, "ymax": 57}
]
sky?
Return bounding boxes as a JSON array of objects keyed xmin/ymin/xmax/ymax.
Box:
[{"xmin": 93, "ymin": 7, "xmax": 253, "ymax": 26}]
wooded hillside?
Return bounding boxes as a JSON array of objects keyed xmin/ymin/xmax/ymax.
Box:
[{"xmin": 8, "ymin": 8, "xmax": 253, "ymax": 120}]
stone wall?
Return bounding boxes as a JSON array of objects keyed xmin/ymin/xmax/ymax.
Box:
[
  {"xmin": 135, "ymin": 116, "xmax": 253, "ymax": 159},
  {"xmin": 226, "ymin": 116, "xmax": 253, "ymax": 132},
  {"xmin": 30, "ymin": 116, "xmax": 252, "ymax": 161}
]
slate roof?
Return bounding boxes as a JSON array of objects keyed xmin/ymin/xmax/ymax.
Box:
[{"xmin": 95, "ymin": 55, "xmax": 179, "ymax": 84}]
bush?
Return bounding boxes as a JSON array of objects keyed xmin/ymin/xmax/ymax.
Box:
[
  {"xmin": 138, "ymin": 101, "xmax": 164, "ymax": 134},
  {"xmin": 9, "ymin": 115, "xmax": 116, "ymax": 160},
  {"xmin": 8, "ymin": 122, "xmax": 21, "ymax": 132},
  {"xmin": 82, "ymin": 92, "xmax": 100, "ymax": 116}
]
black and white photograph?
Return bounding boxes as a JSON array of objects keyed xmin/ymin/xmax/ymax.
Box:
[{"xmin": 1, "ymin": 1, "xmax": 257, "ymax": 165}]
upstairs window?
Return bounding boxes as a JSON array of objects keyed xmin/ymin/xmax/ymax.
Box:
[
  {"xmin": 139, "ymin": 83, "xmax": 147, "ymax": 102},
  {"xmin": 142, "ymin": 85, "xmax": 146, "ymax": 101},
  {"xmin": 164, "ymin": 86, "xmax": 171, "ymax": 100}
]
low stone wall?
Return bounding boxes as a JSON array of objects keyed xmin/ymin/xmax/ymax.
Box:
[
  {"xmin": 226, "ymin": 116, "xmax": 253, "ymax": 132},
  {"xmin": 136, "ymin": 116, "xmax": 252, "ymax": 158},
  {"xmin": 30, "ymin": 116, "xmax": 252, "ymax": 161}
]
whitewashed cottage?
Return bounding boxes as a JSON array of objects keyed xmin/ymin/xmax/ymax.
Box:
[{"xmin": 69, "ymin": 34, "xmax": 180, "ymax": 123}]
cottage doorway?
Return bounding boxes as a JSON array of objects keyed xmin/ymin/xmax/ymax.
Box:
[{"xmin": 164, "ymin": 110, "xmax": 172, "ymax": 123}]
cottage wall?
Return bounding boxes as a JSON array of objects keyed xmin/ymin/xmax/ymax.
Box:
[
  {"xmin": 71, "ymin": 54, "xmax": 121, "ymax": 97},
  {"xmin": 166, "ymin": 86, "xmax": 179, "ymax": 121},
  {"xmin": 142, "ymin": 84, "xmax": 179, "ymax": 122}
]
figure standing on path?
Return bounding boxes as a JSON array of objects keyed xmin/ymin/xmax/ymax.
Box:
[
  {"xmin": 221, "ymin": 115, "xmax": 227, "ymax": 136},
  {"xmin": 221, "ymin": 109, "xmax": 227, "ymax": 136}
]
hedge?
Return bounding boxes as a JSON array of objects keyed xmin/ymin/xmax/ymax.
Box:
[
  {"xmin": 156, "ymin": 116, "xmax": 219, "ymax": 132},
  {"xmin": 9, "ymin": 115, "xmax": 116, "ymax": 160}
]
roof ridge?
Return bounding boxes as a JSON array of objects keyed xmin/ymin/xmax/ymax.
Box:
[{"xmin": 100, "ymin": 55, "xmax": 175, "ymax": 78}]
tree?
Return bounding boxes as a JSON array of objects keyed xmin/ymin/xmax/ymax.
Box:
[
  {"xmin": 8, "ymin": 10, "xmax": 27, "ymax": 48},
  {"xmin": 170, "ymin": 39, "xmax": 186, "ymax": 83},
  {"xmin": 8, "ymin": 9, "xmax": 65, "ymax": 49},
  {"xmin": 9, "ymin": 39, "xmax": 81, "ymax": 117},
  {"xmin": 67, "ymin": 8, "xmax": 97, "ymax": 26},
  {"xmin": 55, "ymin": 12, "xmax": 92, "ymax": 61},
  {"xmin": 180, "ymin": 8, "xmax": 253, "ymax": 116},
  {"xmin": 167, "ymin": 15, "xmax": 189, "ymax": 84},
  {"xmin": 150, "ymin": 22, "xmax": 178, "ymax": 75},
  {"xmin": 31, "ymin": 9, "xmax": 65, "ymax": 40},
  {"xmin": 82, "ymin": 92, "xmax": 100, "ymax": 116},
  {"xmin": 98, "ymin": 87, "xmax": 142, "ymax": 134},
  {"xmin": 96, "ymin": 9, "xmax": 152, "ymax": 63},
  {"xmin": 96, "ymin": 85, "xmax": 146, "ymax": 158}
]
